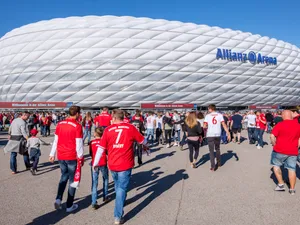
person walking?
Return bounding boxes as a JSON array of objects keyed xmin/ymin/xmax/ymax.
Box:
[
  {"xmin": 265, "ymin": 111, "xmax": 274, "ymax": 133},
  {"xmin": 256, "ymin": 111, "xmax": 267, "ymax": 149},
  {"xmin": 145, "ymin": 111, "xmax": 156, "ymax": 146},
  {"xmin": 230, "ymin": 111, "xmax": 243, "ymax": 144},
  {"xmin": 163, "ymin": 112, "xmax": 173, "ymax": 148},
  {"xmin": 49, "ymin": 105, "xmax": 84, "ymax": 213},
  {"xmin": 4, "ymin": 111, "xmax": 31, "ymax": 174},
  {"xmin": 221, "ymin": 113, "xmax": 229, "ymax": 144},
  {"xmin": 155, "ymin": 113, "xmax": 164, "ymax": 145},
  {"xmin": 185, "ymin": 112, "xmax": 203, "ymax": 168},
  {"xmin": 92, "ymin": 109, "xmax": 147, "ymax": 224},
  {"xmin": 245, "ymin": 111, "xmax": 257, "ymax": 144},
  {"xmin": 82, "ymin": 112, "xmax": 93, "ymax": 145},
  {"xmin": 95, "ymin": 107, "xmax": 112, "ymax": 129},
  {"xmin": 270, "ymin": 110, "xmax": 300, "ymax": 195},
  {"xmin": 204, "ymin": 104, "xmax": 231, "ymax": 171},
  {"xmin": 172, "ymin": 111, "xmax": 181, "ymax": 146},
  {"xmin": 273, "ymin": 111, "xmax": 283, "ymax": 125}
]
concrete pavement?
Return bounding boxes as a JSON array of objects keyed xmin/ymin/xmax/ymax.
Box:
[{"xmin": 0, "ymin": 131, "xmax": 299, "ymax": 225}]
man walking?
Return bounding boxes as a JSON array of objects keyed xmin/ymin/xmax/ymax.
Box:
[
  {"xmin": 270, "ymin": 110, "xmax": 300, "ymax": 195},
  {"xmin": 4, "ymin": 111, "xmax": 31, "ymax": 174},
  {"xmin": 245, "ymin": 111, "xmax": 257, "ymax": 144},
  {"xmin": 49, "ymin": 105, "xmax": 84, "ymax": 212},
  {"xmin": 230, "ymin": 110, "xmax": 243, "ymax": 144},
  {"xmin": 93, "ymin": 109, "xmax": 147, "ymax": 224},
  {"xmin": 95, "ymin": 107, "xmax": 112, "ymax": 128},
  {"xmin": 204, "ymin": 104, "xmax": 231, "ymax": 171}
]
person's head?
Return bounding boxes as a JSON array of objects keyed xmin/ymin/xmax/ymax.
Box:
[
  {"xmin": 185, "ymin": 111, "xmax": 198, "ymax": 128},
  {"xmin": 149, "ymin": 111, "xmax": 154, "ymax": 116},
  {"xmin": 94, "ymin": 127, "xmax": 104, "ymax": 138},
  {"xmin": 30, "ymin": 129, "xmax": 38, "ymax": 137},
  {"xmin": 135, "ymin": 109, "xmax": 141, "ymax": 117},
  {"xmin": 174, "ymin": 110, "xmax": 178, "ymax": 115},
  {"xmin": 165, "ymin": 111, "xmax": 170, "ymax": 117},
  {"xmin": 235, "ymin": 110, "xmax": 239, "ymax": 114},
  {"xmin": 102, "ymin": 107, "xmax": 109, "ymax": 112},
  {"xmin": 112, "ymin": 109, "xmax": 124, "ymax": 123},
  {"xmin": 282, "ymin": 110, "xmax": 293, "ymax": 120},
  {"xmin": 197, "ymin": 112, "xmax": 204, "ymax": 120},
  {"xmin": 291, "ymin": 109, "xmax": 299, "ymax": 118},
  {"xmin": 21, "ymin": 111, "xmax": 30, "ymax": 121},
  {"xmin": 255, "ymin": 111, "xmax": 261, "ymax": 116},
  {"xmin": 277, "ymin": 111, "xmax": 282, "ymax": 116},
  {"xmin": 85, "ymin": 112, "xmax": 91, "ymax": 119},
  {"xmin": 249, "ymin": 110, "xmax": 254, "ymax": 115},
  {"xmin": 208, "ymin": 104, "xmax": 216, "ymax": 113},
  {"xmin": 69, "ymin": 106, "xmax": 81, "ymax": 119}
]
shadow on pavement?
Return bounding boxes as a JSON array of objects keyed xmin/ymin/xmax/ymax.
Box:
[
  {"xmin": 196, "ymin": 153, "xmax": 210, "ymax": 167},
  {"xmin": 142, "ymin": 151, "xmax": 176, "ymax": 166},
  {"xmin": 221, "ymin": 150, "xmax": 239, "ymax": 166},
  {"xmin": 270, "ymin": 165, "xmax": 300, "ymax": 187},
  {"xmin": 124, "ymin": 169, "xmax": 189, "ymax": 223}
]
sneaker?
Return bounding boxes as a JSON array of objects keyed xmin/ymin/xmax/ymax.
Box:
[
  {"xmin": 257, "ymin": 145, "xmax": 261, "ymax": 149},
  {"xmin": 91, "ymin": 204, "xmax": 100, "ymax": 210},
  {"xmin": 289, "ymin": 189, "xmax": 296, "ymax": 195},
  {"xmin": 66, "ymin": 203, "xmax": 78, "ymax": 213},
  {"xmin": 11, "ymin": 171, "xmax": 17, "ymax": 175},
  {"xmin": 30, "ymin": 168, "xmax": 36, "ymax": 175},
  {"xmin": 180, "ymin": 145, "xmax": 183, "ymax": 151},
  {"xmin": 54, "ymin": 199, "xmax": 62, "ymax": 210},
  {"xmin": 103, "ymin": 196, "xmax": 111, "ymax": 203},
  {"xmin": 166, "ymin": 144, "xmax": 170, "ymax": 148},
  {"xmin": 174, "ymin": 143, "xmax": 178, "ymax": 146},
  {"xmin": 274, "ymin": 184, "xmax": 285, "ymax": 192},
  {"xmin": 114, "ymin": 218, "xmax": 124, "ymax": 225}
]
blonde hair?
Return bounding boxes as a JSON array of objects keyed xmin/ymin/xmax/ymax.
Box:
[{"xmin": 185, "ymin": 112, "xmax": 198, "ymax": 128}]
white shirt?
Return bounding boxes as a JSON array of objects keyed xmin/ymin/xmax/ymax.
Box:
[
  {"xmin": 172, "ymin": 114, "xmax": 181, "ymax": 131},
  {"xmin": 246, "ymin": 114, "xmax": 256, "ymax": 128},
  {"xmin": 156, "ymin": 117, "xmax": 163, "ymax": 129},
  {"xmin": 204, "ymin": 112, "xmax": 224, "ymax": 137},
  {"xmin": 146, "ymin": 115, "xmax": 156, "ymax": 129}
]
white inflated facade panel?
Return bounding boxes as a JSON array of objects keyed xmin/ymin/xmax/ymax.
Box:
[{"xmin": 0, "ymin": 15, "xmax": 300, "ymax": 107}]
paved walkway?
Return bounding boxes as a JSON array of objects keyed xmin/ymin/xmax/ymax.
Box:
[{"xmin": 0, "ymin": 131, "xmax": 299, "ymax": 225}]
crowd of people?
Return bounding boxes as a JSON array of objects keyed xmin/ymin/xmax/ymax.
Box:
[{"xmin": 2, "ymin": 105, "xmax": 300, "ymax": 224}]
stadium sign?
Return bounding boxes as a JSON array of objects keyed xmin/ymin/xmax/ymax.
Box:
[{"xmin": 216, "ymin": 48, "xmax": 277, "ymax": 65}]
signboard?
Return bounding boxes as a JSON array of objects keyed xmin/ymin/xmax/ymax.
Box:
[
  {"xmin": 249, "ymin": 105, "xmax": 279, "ymax": 110},
  {"xmin": 141, "ymin": 103, "xmax": 195, "ymax": 109},
  {"xmin": 0, "ymin": 102, "xmax": 69, "ymax": 109}
]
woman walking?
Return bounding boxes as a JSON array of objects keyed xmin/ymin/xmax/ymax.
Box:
[
  {"xmin": 82, "ymin": 112, "xmax": 93, "ymax": 145},
  {"xmin": 163, "ymin": 112, "xmax": 174, "ymax": 148},
  {"xmin": 185, "ymin": 112, "xmax": 203, "ymax": 168}
]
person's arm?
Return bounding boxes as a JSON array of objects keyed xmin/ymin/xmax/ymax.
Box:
[
  {"xmin": 298, "ymin": 138, "xmax": 300, "ymax": 148},
  {"xmin": 76, "ymin": 126, "xmax": 84, "ymax": 159},
  {"xmin": 270, "ymin": 134, "xmax": 276, "ymax": 146},
  {"xmin": 49, "ymin": 134, "xmax": 58, "ymax": 162},
  {"xmin": 153, "ymin": 119, "xmax": 156, "ymax": 128},
  {"xmin": 20, "ymin": 123, "xmax": 28, "ymax": 140},
  {"xmin": 230, "ymin": 120, "xmax": 233, "ymax": 130}
]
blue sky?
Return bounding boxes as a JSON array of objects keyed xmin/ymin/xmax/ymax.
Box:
[{"xmin": 0, "ymin": 0, "xmax": 299, "ymax": 46}]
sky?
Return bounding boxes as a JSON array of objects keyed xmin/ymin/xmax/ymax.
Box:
[{"xmin": 0, "ymin": 0, "xmax": 299, "ymax": 47}]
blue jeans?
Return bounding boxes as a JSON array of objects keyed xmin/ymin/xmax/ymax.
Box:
[
  {"xmin": 10, "ymin": 151, "xmax": 31, "ymax": 172},
  {"xmin": 221, "ymin": 129, "xmax": 227, "ymax": 144},
  {"xmin": 111, "ymin": 169, "xmax": 132, "ymax": 219},
  {"xmin": 83, "ymin": 128, "xmax": 91, "ymax": 144},
  {"xmin": 271, "ymin": 151, "xmax": 297, "ymax": 171},
  {"xmin": 56, "ymin": 160, "xmax": 77, "ymax": 208},
  {"xmin": 267, "ymin": 122, "xmax": 272, "ymax": 133},
  {"xmin": 257, "ymin": 129, "xmax": 264, "ymax": 147},
  {"xmin": 175, "ymin": 130, "xmax": 181, "ymax": 142},
  {"xmin": 247, "ymin": 127, "xmax": 256, "ymax": 144},
  {"xmin": 180, "ymin": 132, "xmax": 187, "ymax": 146},
  {"xmin": 41, "ymin": 125, "xmax": 46, "ymax": 136},
  {"xmin": 91, "ymin": 166, "xmax": 109, "ymax": 205},
  {"xmin": 146, "ymin": 128, "xmax": 154, "ymax": 145}
]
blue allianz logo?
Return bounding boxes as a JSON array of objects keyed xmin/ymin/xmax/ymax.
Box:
[{"xmin": 216, "ymin": 48, "xmax": 277, "ymax": 65}]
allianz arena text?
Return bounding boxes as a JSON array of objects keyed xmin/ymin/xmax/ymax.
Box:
[{"xmin": 0, "ymin": 16, "xmax": 300, "ymax": 108}]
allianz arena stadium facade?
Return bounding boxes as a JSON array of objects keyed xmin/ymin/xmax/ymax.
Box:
[{"xmin": 0, "ymin": 15, "xmax": 300, "ymax": 108}]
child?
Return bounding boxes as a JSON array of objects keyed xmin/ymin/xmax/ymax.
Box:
[
  {"xmin": 89, "ymin": 127, "xmax": 109, "ymax": 210},
  {"xmin": 27, "ymin": 129, "xmax": 50, "ymax": 175}
]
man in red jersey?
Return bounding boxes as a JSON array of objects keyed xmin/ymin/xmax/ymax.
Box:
[
  {"xmin": 270, "ymin": 110, "xmax": 300, "ymax": 195},
  {"xmin": 93, "ymin": 109, "xmax": 147, "ymax": 225},
  {"xmin": 255, "ymin": 110, "xmax": 267, "ymax": 149},
  {"xmin": 95, "ymin": 107, "xmax": 112, "ymax": 128},
  {"xmin": 49, "ymin": 106, "xmax": 84, "ymax": 213}
]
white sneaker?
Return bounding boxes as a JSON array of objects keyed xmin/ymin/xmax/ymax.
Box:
[
  {"xmin": 174, "ymin": 143, "xmax": 178, "ymax": 146},
  {"xmin": 54, "ymin": 199, "xmax": 62, "ymax": 210},
  {"xmin": 66, "ymin": 203, "xmax": 78, "ymax": 213},
  {"xmin": 257, "ymin": 145, "xmax": 261, "ymax": 149},
  {"xmin": 166, "ymin": 144, "xmax": 170, "ymax": 148}
]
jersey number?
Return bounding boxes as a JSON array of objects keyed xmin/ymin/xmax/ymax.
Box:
[
  {"xmin": 212, "ymin": 117, "xmax": 217, "ymax": 125},
  {"xmin": 115, "ymin": 129, "xmax": 123, "ymax": 144}
]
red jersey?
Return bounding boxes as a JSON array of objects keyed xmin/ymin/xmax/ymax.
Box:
[
  {"xmin": 123, "ymin": 118, "xmax": 130, "ymax": 123},
  {"xmin": 96, "ymin": 112, "xmax": 112, "ymax": 127},
  {"xmin": 90, "ymin": 139, "xmax": 107, "ymax": 167},
  {"xmin": 55, "ymin": 118, "xmax": 83, "ymax": 160},
  {"xmin": 41, "ymin": 117, "xmax": 48, "ymax": 126},
  {"xmin": 83, "ymin": 119, "xmax": 93, "ymax": 129},
  {"xmin": 99, "ymin": 122, "xmax": 145, "ymax": 171},
  {"xmin": 272, "ymin": 120, "xmax": 300, "ymax": 156},
  {"xmin": 132, "ymin": 115, "xmax": 144, "ymax": 122},
  {"xmin": 258, "ymin": 114, "xmax": 266, "ymax": 130},
  {"xmin": 47, "ymin": 116, "xmax": 52, "ymax": 126}
]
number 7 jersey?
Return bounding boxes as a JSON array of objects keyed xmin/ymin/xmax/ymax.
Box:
[
  {"xmin": 204, "ymin": 113, "xmax": 224, "ymax": 137},
  {"xmin": 99, "ymin": 122, "xmax": 145, "ymax": 171}
]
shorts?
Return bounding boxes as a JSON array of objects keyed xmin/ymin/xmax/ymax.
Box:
[
  {"xmin": 270, "ymin": 151, "xmax": 297, "ymax": 171},
  {"xmin": 232, "ymin": 128, "xmax": 241, "ymax": 134}
]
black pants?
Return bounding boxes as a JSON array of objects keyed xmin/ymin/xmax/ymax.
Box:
[
  {"xmin": 46, "ymin": 125, "xmax": 50, "ymax": 136},
  {"xmin": 134, "ymin": 142, "xmax": 143, "ymax": 165},
  {"xmin": 165, "ymin": 129, "xmax": 172, "ymax": 144},
  {"xmin": 207, "ymin": 137, "xmax": 221, "ymax": 168},
  {"xmin": 247, "ymin": 127, "xmax": 256, "ymax": 144},
  {"xmin": 187, "ymin": 139, "xmax": 200, "ymax": 163},
  {"xmin": 156, "ymin": 128, "xmax": 163, "ymax": 143}
]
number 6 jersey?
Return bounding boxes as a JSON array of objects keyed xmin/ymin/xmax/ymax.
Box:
[
  {"xmin": 204, "ymin": 113, "xmax": 224, "ymax": 137},
  {"xmin": 99, "ymin": 122, "xmax": 145, "ymax": 171}
]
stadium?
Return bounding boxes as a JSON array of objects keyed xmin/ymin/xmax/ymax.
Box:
[{"xmin": 0, "ymin": 15, "xmax": 299, "ymax": 109}]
